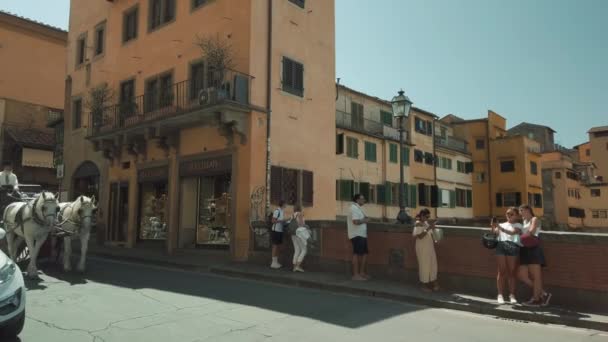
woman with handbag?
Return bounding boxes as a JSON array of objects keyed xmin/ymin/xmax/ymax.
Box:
[
  {"xmin": 291, "ymin": 206, "xmax": 311, "ymax": 272},
  {"xmin": 492, "ymin": 207, "xmax": 523, "ymax": 305},
  {"xmin": 518, "ymin": 204, "xmax": 552, "ymax": 307},
  {"xmin": 413, "ymin": 208, "xmax": 440, "ymax": 292}
]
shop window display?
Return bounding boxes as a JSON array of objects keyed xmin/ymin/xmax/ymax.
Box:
[
  {"xmin": 197, "ymin": 174, "xmax": 231, "ymax": 247},
  {"xmin": 139, "ymin": 182, "xmax": 168, "ymax": 240}
]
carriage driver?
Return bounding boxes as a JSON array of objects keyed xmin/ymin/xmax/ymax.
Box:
[{"xmin": 0, "ymin": 161, "xmax": 19, "ymax": 192}]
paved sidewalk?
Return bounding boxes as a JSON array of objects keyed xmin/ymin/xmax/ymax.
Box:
[{"xmin": 76, "ymin": 243, "xmax": 608, "ymax": 332}]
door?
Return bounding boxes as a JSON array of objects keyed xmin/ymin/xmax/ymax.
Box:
[{"xmin": 108, "ymin": 182, "xmax": 129, "ymax": 243}]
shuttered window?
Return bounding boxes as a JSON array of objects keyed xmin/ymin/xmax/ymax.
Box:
[
  {"xmin": 302, "ymin": 171, "xmax": 313, "ymax": 206},
  {"xmin": 289, "ymin": 0, "xmax": 305, "ymax": 8},
  {"xmin": 359, "ymin": 182, "xmax": 370, "ymax": 202},
  {"xmin": 380, "ymin": 111, "xmax": 393, "ymax": 126},
  {"xmin": 149, "ymin": 0, "xmax": 175, "ymax": 31},
  {"xmin": 401, "ymin": 147, "xmax": 410, "ymax": 166},
  {"xmin": 72, "ymin": 98, "xmax": 83, "ymax": 129},
  {"xmin": 533, "ymin": 193, "xmax": 542, "ymax": 208},
  {"xmin": 496, "ymin": 193, "xmax": 503, "ymax": 207},
  {"xmin": 456, "ymin": 188, "xmax": 466, "ymax": 207},
  {"xmin": 351, "ymin": 102, "xmax": 364, "ymax": 130},
  {"xmin": 282, "ymin": 57, "xmax": 304, "ymax": 97},
  {"xmin": 414, "ymin": 149, "xmax": 424, "ymax": 163},
  {"xmin": 409, "ymin": 184, "xmax": 417, "ymax": 208},
  {"xmin": 376, "ymin": 184, "xmax": 386, "ymax": 205},
  {"xmin": 336, "ymin": 134, "xmax": 345, "ymax": 154},
  {"xmin": 123, "ymin": 6, "xmax": 139, "ymax": 42},
  {"xmin": 466, "ymin": 190, "xmax": 473, "ymax": 208},
  {"xmin": 389, "ymin": 144, "xmax": 398, "ymax": 163},
  {"xmin": 364, "ymin": 142, "xmax": 377, "ymax": 162},
  {"xmin": 339, "ymin": 180, "xmax": 354, "ymax": 201},
  {"xmin": 424, "ymin": 152, "xmax": 435, "ymax": 165},
  {"xmin": 346, "ymin": 137, "xmax": 358, "ymax": 159}
]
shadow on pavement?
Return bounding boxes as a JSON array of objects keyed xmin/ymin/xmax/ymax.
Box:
[{"xmin": 46, "ymin": 258, "xmax": 427, "ymax": 329}]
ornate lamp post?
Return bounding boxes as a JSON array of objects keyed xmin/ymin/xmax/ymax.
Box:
[{"xmin": 392, "ymin": 90, "xmax": 413, "ymax": 224}]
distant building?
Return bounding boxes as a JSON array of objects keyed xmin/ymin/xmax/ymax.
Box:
[
  {"xmin": 0, "ymin": 11, "xmax": 67, "ymax": 189},
  {"xmin": 588, "ymin": 126, "xmax": 608, "ymax": 182},
  {"xmin": 508, "ymin": 122, "xmax": 556, "ymax": 153}
]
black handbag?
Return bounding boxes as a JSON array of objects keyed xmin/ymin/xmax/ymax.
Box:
[{"xmin": 482, "ymin": 232, "xmax": 498, "ymax": 249}]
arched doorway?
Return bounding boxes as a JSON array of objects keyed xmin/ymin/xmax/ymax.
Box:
[{"xmin": 72, "ymin": 161, "xmax": 100, "ymax": 200}]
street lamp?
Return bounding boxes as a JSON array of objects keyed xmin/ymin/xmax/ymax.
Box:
[{"xmin": 392, "ymin": 90, "xmax": 413, "ymax": 224}]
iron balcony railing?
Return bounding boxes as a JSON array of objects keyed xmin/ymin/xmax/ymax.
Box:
[
  {"xmin": 435, "ymin": 135, "xmax": 469, "ymax": 153},
  {"xmin": 336, "ymin": 110, "xmax": 406, "ymax": 141},
  {"xmin": 47, "ymin": 110, "xmax": 63, "ymax": 125},
  {"xmin": 89, "ymin": 69, "xmax": 252, "ymax": 135}
]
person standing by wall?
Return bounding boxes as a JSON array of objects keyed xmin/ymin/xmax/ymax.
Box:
[
  {"xmin": 348, "ymin": 194, "xmax": 370, "ymax": 281},
  {"xmin": 270, "ymin": 200, "xmax": 288, "ymax": 269},
  {"xmin": 492, "ymin": 207, "xmax": 523, "ymax": 305},
  {"xmin": 518, "ymin": 204, "xmax": 552, "ymax": 306},
  {"xmin": 0, "ymin": 161, "xmax": 19, "ymax": 191},
  {"xmin": 413, "ymin": 208, "xmax": 440, "ymax": 292},
  {"xmin": 291, "ymin": 206, "xmax": 311, "ymax": 272}
]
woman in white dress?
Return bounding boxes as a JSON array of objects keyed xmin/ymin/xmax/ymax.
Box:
[
  {"xmin": 413, "ymin": 208, "xmax": 439, "ymax": 292},
  {"xmin": 291, "ymin": 206, "xmax": 311, "ymax": 272}
]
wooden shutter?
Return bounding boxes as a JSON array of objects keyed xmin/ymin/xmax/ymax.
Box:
[
  {"xmin": 496, "ymin": 193, "xmax": 503, "ymax": 207},
  {"xmin": 284, "ymin": 169, "xmax": 299, "ymax": 205},
  {"xmin": 402, "ymin": 147, "xmax": 410, "ymax": 166},
  {"xmin": 336, "ymin": 134, "xmax": 344, "ymax": 154},
  {"xmin": 302, "ymin": 170, "xmax": 313, "ymax": 206},
  {"xmin": 385, "ymin": 182, "xmax": 393, "ymax": 205},
  {"xmin": 418, "ymin": 183, "xmax": 427, "ymax": 206},
  {"xmin": 409, "ymin": 184, "xmax": 417, "ymax": 208},
  {"xmin": 465, "ymin": 162, "xmax": 474, "ymax": 173},
  {"xmin": 389, "ymin": 144, "xmax": 398, "ymax": 163},
  {"xmin": 359, "ymin": 182, "xmax": 370, "ymax": 201},
  {"xmin": 270, "ymin": 166, "xmax": 283, "ymax": 204},
  {"xmin": 430, "ymin": 185, "xmax": 439, "ymax": 208},
  {"xmin": 426, "ymin": 121, "xmax": 433, "ymax": 136},
  {"xmin": 294, "ymin": 61, "xmax": 304, "ymax": 95},
  {"xmin": 450, "ymin": 190, "xmax": 456, "ymax": 208},
  {"xmin": 515, "ymin": 192, "xmax": 522, "ymax": 206},
  {"xmin": 340, "ymin": 180, "xmax": 354, "ymax": 201},
  {"xmin": 466, "ymin": 190, "xmax": 473, "ymax": 208},
  {"xmin": 534, "ymin": 194, "xmax": 543, "ymax": 208},
  {"xmin": 376, "ymin": 184, "xmax": 386, "ymax": 205}
]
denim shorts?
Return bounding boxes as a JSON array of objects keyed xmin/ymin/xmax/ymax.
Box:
[{"xmin": 496, "ymin": 241, "xmax": 520, "ymax": 257}]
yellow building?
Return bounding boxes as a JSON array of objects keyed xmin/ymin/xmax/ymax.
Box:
[
  {"xmin": 446, "ymin": 111, "xmax": 543, "ymax": 218},
  {"xmin": 588, "ymin": 126, "xmax": 608, "ymax": 181},
  {"xmin": 63, "ymin": 0, "xmax": 336, "ymax": 260},
  {"xmin": 335, "ymin": 85, "xmax": 412, "ymax": 220}
]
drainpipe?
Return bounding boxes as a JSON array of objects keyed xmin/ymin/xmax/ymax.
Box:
[
  {"xmin": 433, "ymin": 118, "xmax": 438, "ymax": 219},
  {"xmin": 265, "ymin": 0, "xmax": 273, "ymax": 214},
  {"xmin": 486, "ymin": 119, "xmax": 492, "ymax": 218}
]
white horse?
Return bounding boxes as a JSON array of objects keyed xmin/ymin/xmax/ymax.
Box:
[
  {"xmin": 3, "ymin": 191, "xmax": 60, "ymax": 277},
  {"xmin": 57, "ymin": 196, "xmax": 97, "ymax": 272}
]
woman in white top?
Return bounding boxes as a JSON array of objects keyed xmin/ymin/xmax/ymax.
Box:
[
  {"xmin": 518, "ymin": 204, "xmax": 551, "ymax": 307},
  {"xmin": 291, "ymin": 206, "xmax": 311, "ymax": 272},
  {"xmin": 491, "ymin": 207, "xmax": 523, "ymax": 305},
  {"xmin": 413, "ymin": 208, "xmax": 439, "ymax": 292}
]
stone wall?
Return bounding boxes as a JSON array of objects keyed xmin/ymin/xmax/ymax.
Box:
[{"xmin": 251, "ymin": 221, "xmax": 608, "ymax": 312}]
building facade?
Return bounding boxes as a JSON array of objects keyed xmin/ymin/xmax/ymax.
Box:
[
  {"xmin": 335, "ymin": 85, "xmax": 412, "ymax": 220},
  {"xmin": 447, "ymin": 111, "xmax": 543, "ymax": 218},
  {"xmin": 63, "ymin": 0, "xmax": 336, "ymax": 259},
  {"xmin": 508, "ymin": 122, "xmax": 556, "ymax": 153},
  {"xmin": 0, "ymin": 12, "xmax": 67, "ymax": 189},
  {"xmin": 588, "ymin": 126, "xmax": 608, "ymax": 181}
]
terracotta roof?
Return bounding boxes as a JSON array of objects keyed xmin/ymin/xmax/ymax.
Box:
[
  {"xmin": 509, "ymin": 122, "xmax": 556, "ymax": 133},
  {"xmin": 4, "ymin": 126, "xmax": 55, "ymax": 149},
  {"xmin": 588, "ymin": 126, "xmax": 608, "ymax": 133},
  {"xmin": 0, "ymin": 10, "xmax": 67, "ymax": 34}
]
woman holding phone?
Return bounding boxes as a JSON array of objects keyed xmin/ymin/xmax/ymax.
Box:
[
  {"xmin": 492, "ymin": 207, "xmax": 523, "ymax": 304},
  {"xmin": 413, "ymin": 208, "xmax": 439, "ymax": 292},
  {"xmin": 518, "ymin": 204, "xmax": 551, "ymax": 306}
]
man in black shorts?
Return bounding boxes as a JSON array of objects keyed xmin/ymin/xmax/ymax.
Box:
[{"xmin": 348, "ymin": 194, "xmax": 370, "ymax": 280}]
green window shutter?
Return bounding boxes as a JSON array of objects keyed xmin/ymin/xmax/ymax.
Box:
[
  {"xmin": 377, "ymin": 185, "xmax": 386, "ymax": 204},
  {"xmin": 450, "ymin": 191, "xmax": 456, "ymax": 208},
  {"xmin": 409, "ymin": 184, "xmax": 417, "ymax": 208},
  {"xmin": 360, "ymin": 182, "xmax": 370, "ymax": 200},
  {"xmin": 340, "ymin": 180, "xmax": 353, "ymax": 201},
  {"xmin": 401, "ymin": 147, "xmax": 410, "ymax": 166},
  {"xmin": 385, "ymin": 182, "xmax": 393, "ymax": 205},
  {"xmin": 336, "ymin": 180, "xmax": 339, "ymax": 200},
  {"xmin": 466, "ymin": 189, "xmax": 473, "ymax": 208},
  {"xmin": 403, "ymin": 182, "xmax": 409, "ymax": 208},
  {"xmin": 365, "ymin": 142, "xmax": 377, "ymax": 162},
  {"xmin": 381, "ymin": 111, "xmax": 393, "ymax": 126},
  {"xmin": 437, "ymin": 188, "xmax": 443, "ymax": 207},
  {"xmin": 389, "ymin": 144, "xmax": 398, "ymax": 163}
]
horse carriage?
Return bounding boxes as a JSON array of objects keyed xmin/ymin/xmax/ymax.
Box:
[{"xmin": 0, "ymin": 185, "xmax": 97, "ymax": 277}]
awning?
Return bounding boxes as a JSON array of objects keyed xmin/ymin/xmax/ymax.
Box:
[{"xmin": 22, "ymin": 148, "xmax": 54, "ymax": 168}]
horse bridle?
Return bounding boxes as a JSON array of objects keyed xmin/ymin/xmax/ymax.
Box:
[{"xmin": 30, "ymin": 195, "xmax": 59, "ymax": 227}]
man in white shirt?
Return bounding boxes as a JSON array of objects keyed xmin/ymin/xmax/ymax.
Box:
[
  {"xmin": 270, "ymin": 200, "xmax": 288, "ymax": 269},
  {"xmin": 0, "ymin": 161, "xmax": 19, "ymax": 191},
  {"xmin": 348, "ymin": 194, "xmax": 370, "ymax": 281}
]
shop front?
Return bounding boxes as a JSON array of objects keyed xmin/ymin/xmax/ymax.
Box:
[
  {"xmin": 178, "ymin": 153, "xmax": 233, "ymax": 250},
  {"xmin": 137, "ymin": 164, "xmax": 169, "ymax": 243}
]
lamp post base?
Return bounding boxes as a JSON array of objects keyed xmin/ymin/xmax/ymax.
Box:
[{"xmin": 397, "ymin": 209, "xmax": 412, "ymax": 224}]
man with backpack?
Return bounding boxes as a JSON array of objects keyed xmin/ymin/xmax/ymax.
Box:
[{"xmin": 269, "ymin": 200, "xmax": 288, "ymax": 269}]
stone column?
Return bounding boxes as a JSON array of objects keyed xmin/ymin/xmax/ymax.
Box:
[{"xmin": 127, "ymin": 154, "xmax": 139, "ymax": 248}]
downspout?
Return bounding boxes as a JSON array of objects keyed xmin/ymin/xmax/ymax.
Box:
[
  {"xmin": 433, "ymin": 118, "xmax": 438, "ymax": 219},
  {"xmin": 265, "ymin": 0, "xmax": 273, "ymax": 214},
  {"xmin": 486, "ymin": 120, "xmax": 492, "ymax": 218}
]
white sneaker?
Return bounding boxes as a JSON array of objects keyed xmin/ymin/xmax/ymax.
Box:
[
  {"xmin": 497, "ymin": 295, "xmax": 505, "ymax": 305},
  {"xmin": 510, "ymin": 295, "xmax": 518, "ymax": 304},
  {"xmin": 294, "ymin": 266, "xmax": 305, "ymax": 273},
  {"xmin": 270, "ymin": 262, "xmax": 282, "ymax": 269}
]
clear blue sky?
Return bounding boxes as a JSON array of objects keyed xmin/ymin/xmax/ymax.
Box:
[{"xmin": 2, "ymin": 0, "xmax": 606, "ymax": 147}]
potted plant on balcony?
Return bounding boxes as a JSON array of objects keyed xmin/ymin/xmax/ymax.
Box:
[
  {"xmin": 196, "ymin": 34, "xmax": 235, "ymax": 101},
  {"xmin": 85, "ymin": 83, "xmax": 114, "ymax": 132}
]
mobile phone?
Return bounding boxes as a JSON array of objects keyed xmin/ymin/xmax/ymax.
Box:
[{"xmin": 491, "ymin": 216, "xmax": 497, "ymax": 225}]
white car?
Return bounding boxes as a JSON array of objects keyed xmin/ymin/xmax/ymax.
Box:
[{"xmin": 0, "ymin": 228, "xmax": 25, "ymax": 339}]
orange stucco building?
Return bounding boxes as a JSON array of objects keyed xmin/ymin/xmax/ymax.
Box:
[
  {"xmin": 0, "ymin": 11, "xmax": 67, "ymax": 188},
  {"xmin": 445, "ymin": 111, "xmax": 543, "ymax": 219},
  {"xmin": 63, "ymin": 0, "xmax": 335, "ymax": 260}
]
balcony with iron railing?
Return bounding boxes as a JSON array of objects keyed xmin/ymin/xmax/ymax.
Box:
[
  {"xmin": 336, "ymin": 110, "xmax": 406, "ymax": 141},
  {"xmin": 88, "ymin": 69, "xmax": 252, "ymax": 137},
  {"xmin": 47, "ymin": 109, "xmax": 63, "ymax": 126},
  {"xmin": 435, "ymin": 135, "xmax": 469, "ymax": 154}
]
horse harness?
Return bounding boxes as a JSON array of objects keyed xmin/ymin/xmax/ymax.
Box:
[{"xmin": 4, "ymin": 195, "xmax": 57, "ymax": 235}]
